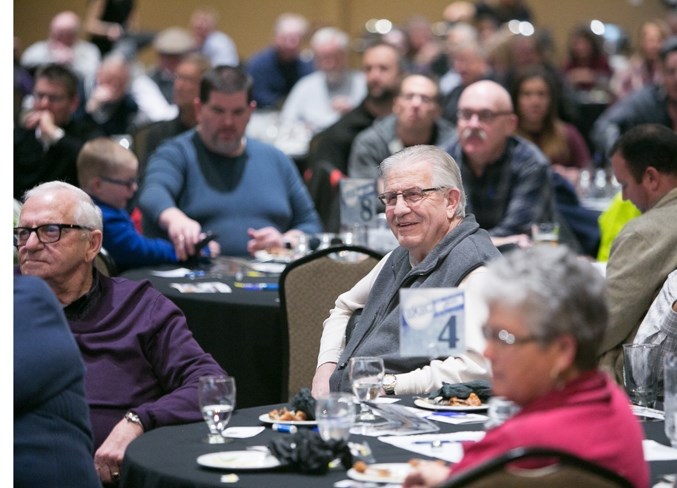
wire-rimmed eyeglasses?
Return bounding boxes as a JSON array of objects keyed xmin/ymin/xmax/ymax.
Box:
[{"xmin": 377, "ymin": 187, "xmax": 445, "ymax": 207}]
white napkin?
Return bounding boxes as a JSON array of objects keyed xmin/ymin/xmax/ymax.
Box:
[
  {"xmin": 643, "ymin": 439, "xmax": 677, "ymax": 461},
  {"xmin": 169, "ymin": 282, "xmax": 232, "ymax": 293},
  {"xmin": 151, "ymin": 267, "xmax": 192, "ymax": 277},
  {"xmin": 378, "ymin": 431, "xmax": 485, "ymax": 463},
  {"xmin": 223, "ymin": 426, "xmax": 265, "ymax": 438}
]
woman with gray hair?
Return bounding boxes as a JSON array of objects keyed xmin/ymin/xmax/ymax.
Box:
[{"xmin": 404, "ymin": 246, "xmax": 648, "ymax": 488}]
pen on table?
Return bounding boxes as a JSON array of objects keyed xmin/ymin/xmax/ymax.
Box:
[
  {"xmin": 234, "ymin": 282, "xmax": 279, "ymax": 291},
  {"xmin": 429, "ymin": 411, "xmax": 467, "ymax": 417},
  {"xmin": 272, "ymin": 424, "xmax": 297, "ymax": 434},
  {"xmin": 185, "ymin": 270, "xmax": 207, "ymax": 279}
]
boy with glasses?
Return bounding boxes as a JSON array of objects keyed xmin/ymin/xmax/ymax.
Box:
[{"xmin": 77, "ymin": 137, "xmax": 218, "ymax": 272}]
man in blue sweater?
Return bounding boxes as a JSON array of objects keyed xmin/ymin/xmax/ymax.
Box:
[{"xmin": 138, "ymin": 65, "xmax": 321, "ymax": 258}]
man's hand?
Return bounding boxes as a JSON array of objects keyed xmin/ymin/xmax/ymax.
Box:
[
  {"xmin": 311, "ymin": 362, "xmax": 337, "ymax": 398},
  {"xmin": 94, "ymin": 417, "xmax": 144, "ymax": 484},
  {"xmin": 23, "ymin": 110, "xmax": 62, "ymax": 144},
  {"xmin": 159, "ymin": 208, "xmax": 203, "ymax": 261},
  {"xmin": 247, "ymin": 227, "xmax": 285, "ymax": 255}
]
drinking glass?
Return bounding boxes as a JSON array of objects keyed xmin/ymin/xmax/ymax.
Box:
[
  {"xmin": 315, "ymin": 393, "xmax": 356, "ymax": 442},
  {"xmin": 198, "ymin": 375, "xmax": 236, "ymax": 444},
  {"xmin": 623, "ymin": 344, "xmax": 658, "ymax": 408},
  {"xmin": 664, "ymin": 353, "xmax": 677, "ymax": 447},
  {"xmin": 349, "ymin": 357, "xmax": 384, "ymax": 423}
]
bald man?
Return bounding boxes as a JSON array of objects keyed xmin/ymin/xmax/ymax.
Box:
[
  {"xmin": 445, "ymin": 80, "xmax": 554, "ymax": 244},
  {"xmin": 21, "ymin": 10, "xmax": 101, "ymax": 87}
]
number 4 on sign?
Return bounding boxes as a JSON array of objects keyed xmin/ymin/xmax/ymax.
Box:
[{"xmin": 438, "ymin": 316, "xmax": 458, "ymax": 348}]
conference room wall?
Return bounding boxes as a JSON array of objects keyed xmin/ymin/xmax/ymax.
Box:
[{"xmin": 14, "ymin": 1, "xmax": 669, "ymax": 69}]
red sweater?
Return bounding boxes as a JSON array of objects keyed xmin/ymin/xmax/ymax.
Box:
[{"xmin": 451, "ymin": 370, "xmax": 648, "ymax": 487}]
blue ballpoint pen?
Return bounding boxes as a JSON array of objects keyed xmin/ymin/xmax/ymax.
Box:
[{"xmin": 234, "ymin": 282, "xmax": 279, "ymax": 291}]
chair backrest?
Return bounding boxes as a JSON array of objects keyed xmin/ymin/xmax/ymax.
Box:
[
  {"xmin": 279, "ymin": 245, "xmax": 383, "ymax": 401},
  {"xmin": 440, "ymin": 446, "xmax": 634, "ymax": 488},
  {"xmin": 94, "ymin": 247, "xmax": 117, "ymax": 277}
]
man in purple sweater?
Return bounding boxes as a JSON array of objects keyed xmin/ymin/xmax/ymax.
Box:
[{"xmin": 15, "ymin": 181, "xmax": 226, "ymax": 485}]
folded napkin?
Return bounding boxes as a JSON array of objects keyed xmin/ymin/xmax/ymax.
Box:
[
  {"xmin": 268, "ymin": 429, "xmax": 353, "ymax": 474},
  {"xmin": 378, "ymin": 431, "xmax": 486, "ymax": 463},
  {"xmin": 428, "ymin": 380, "xmax": 492, "ymax": 402},
  {"xmin": 290, "ymin": 387, "xmax": 317, "ymax": 421}
]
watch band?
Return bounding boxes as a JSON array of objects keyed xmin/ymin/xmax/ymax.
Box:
[
  {"xmin": 125, "ymin": 411, "xmax": 143, "ymax": 429},
  {"xmin": 383, "ymin": 374, "xmax": 397, "ymax": 395}
]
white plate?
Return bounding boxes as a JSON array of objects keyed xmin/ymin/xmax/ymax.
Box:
[
  {"xmin": 258, "ymin": 413, "xmax": 317, "ymax": 426},
  {"xmin": 197, "ymin": 450, "xmax": 281, "ymax": 470},
  {"xmin": 414, "ymin": 398, "xmax": 488, "ymax": 412},
  {"xmin": 347, "ymin": 463, "xmax": 412, "ymax": 484}
]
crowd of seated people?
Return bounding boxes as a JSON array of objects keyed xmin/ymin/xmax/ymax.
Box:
[{"xmin": 13, "ymin": 3, "xmax": 677, "ymax": 483}]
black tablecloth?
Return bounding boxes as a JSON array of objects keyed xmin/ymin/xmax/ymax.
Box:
[
  {"xmin": 121, "ymin": 266, "xmax": 284, "ymax": 407},
  {"xmin": 120, "ymin": 401, "xmax": 675, "ymax": 488}
]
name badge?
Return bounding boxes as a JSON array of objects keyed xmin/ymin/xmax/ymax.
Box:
[{"xmin": 399, "ymin": 288, "xmax": 466, "ymax": 358}]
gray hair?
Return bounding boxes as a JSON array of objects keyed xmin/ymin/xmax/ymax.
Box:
[
  {"xmin": 24, "ymin": 181, "xmax": 103, "ymax": 231},
  {"xmin": 311, "ymin": 27, "xmax": 349, "ymax": 50},
  {"xmin": 478, "ymin": 246, "xmax": 607, "ymax": 370},
  {"xmin": 379, "ymin": 145, "xmax": 466, "ymax": 218}
]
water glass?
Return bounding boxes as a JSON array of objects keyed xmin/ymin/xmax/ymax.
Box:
[
  {"xmin": 623, "ymin": 344, "xmax": 658, "ymax": 408},
  {"xmin": 315, "ymin": 393, "xmax": 356, "ymax": 442},
  {"xmin": 484, "ymin": 396, "xmax": 520, "ymax": 429},
  {"xmin": 665, "ymin": 353, "xmax": 677, "ymax": 447},
  {"xmin": 198, "ymin": 375, "xmax": 236, "ymax": 444},
  {"xmin": 349, "ymin": 357, "xmax": 384, "ymax": 423}
]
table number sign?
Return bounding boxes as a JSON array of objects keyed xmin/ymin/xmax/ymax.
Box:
[
  {"xmin": 339, "ymin": 178, "xmax": 379, "ymax": 228},
  {"xmin": 399, "ymin": 288, "xmax": 466, "ymax": 357}
]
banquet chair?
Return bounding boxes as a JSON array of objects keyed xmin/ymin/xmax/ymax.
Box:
[
  {"xmin": 94, "ymin": 247, "xmax": 117, "ymax": 277},
  {"xmin": 440, "ymin": 446, "xmax": 633, "ymax": 488},
  {"xmin": 279, "ymin": 245, "xmax": 383, "ymax": 401}
]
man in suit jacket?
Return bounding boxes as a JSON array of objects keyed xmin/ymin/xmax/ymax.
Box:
[{"xmin": 599, "ymin": 123, "xmax": 677, "ymax": 381}]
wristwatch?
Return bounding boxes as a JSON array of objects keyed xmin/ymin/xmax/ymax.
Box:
[
  {"xmin": 382, "ymin": 374, "xmax": 397, "ymax": 395},
  {"xmin": 125, "ymin": 411, "xmax": 143, "ymax": 429}
]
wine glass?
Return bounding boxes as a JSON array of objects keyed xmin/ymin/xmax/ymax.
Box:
[
  {"xmin": 198, "ymin": 375, "xmax": 236, "ymax": 444},
  {"xmin": 349, "ymin": 356, "xmax": 384, "ymax": 423},
  {"xmin": 315, "ymin": 393, "xmax": 356, "ymax": 442}
]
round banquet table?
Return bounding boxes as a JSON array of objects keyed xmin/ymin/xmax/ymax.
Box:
[
  {"xmin": 120, "ymin": 401, "xmax": 675, "ymax": 488},
  {"xmin": 121, "ymin": 261, "xmax": 285, "ymax": 408}
]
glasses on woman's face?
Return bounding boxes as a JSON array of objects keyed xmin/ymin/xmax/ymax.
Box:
[
  {"xmin": 377, "ymin": 187, "xmax": 445, "ymax": 207},
  {"xmin": 481, "ymin": 325, "xmax": 540, "ymax": 346},
  {"xmin": 13, "ymin": 223, "xmax": 92, "ymax": 247}
]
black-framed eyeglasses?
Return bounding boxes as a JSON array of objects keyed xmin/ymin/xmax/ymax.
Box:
[
  {"xmin": 100, "ymin": 175, "xmax": 139, "ymax": 190},
  {"xmin": 481, "ymin": 325, "xmax": 541, "ymax": 346},
  {"xmin": 377, "ymin": 187, "xmax": 445, "ymax": 207},
  {"xmin": 14, "ymin": 223, "xmax": 93, "ymax": 247},
  {"xmin": 457, "ymin": 109, "xmax": 513, "ymax": 124}
]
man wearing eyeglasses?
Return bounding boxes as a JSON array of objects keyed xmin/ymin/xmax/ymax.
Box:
[
  {"xmin": 348, "ymin": 73, "xmax": 455, "ymax": 180},
  {"xmin": 14, "ymin": 181, "xmax": 226, "ymax": 485},
  {"xmin": 14, "ymin": 63, "xmax": 102, "ymax": 200},
  {"xmin": 312, "ymin": 145, "xmax": 500, "ymax": 396},
  {"xmin": 446, "ymin": 80, "xmax": 553, "ymax": 246}
]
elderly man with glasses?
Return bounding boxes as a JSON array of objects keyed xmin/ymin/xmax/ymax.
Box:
[
  {"xmin": 446, "ymin": 80, "xmax": 554, "ymax": 248},
  {"xmin": 14, "ymin": 181, "xmax": 226, "ymax": 485},
  {"xmin": 312, "ymin": 145, "xmax": 500, "ymax": 397}
]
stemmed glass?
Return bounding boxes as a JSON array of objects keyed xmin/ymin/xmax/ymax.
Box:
[
  {"xmin": 198, "ymin": 375, "xmax": 236, "ymax": 444},
  {"xmin": 349, "ymin": 356, "xmax": 384, "ymax": 423}
]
